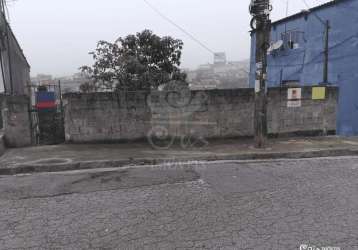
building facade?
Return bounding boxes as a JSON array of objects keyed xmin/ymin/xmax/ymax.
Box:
[
  {"xmin": 0, "ymin": 12, "xmax": 30, "ymax": 95},
  {"xmin": 249, "ymin": 0, "xmax": 358, "ymax": 135}
]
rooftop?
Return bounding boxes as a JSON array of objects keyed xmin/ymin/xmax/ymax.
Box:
[{"xmin": 272, "ymin": 0, "xmax": 350, "ymax": 26}]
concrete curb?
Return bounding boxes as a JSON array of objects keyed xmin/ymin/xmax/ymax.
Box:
[{"xmin": 1, "ymin": 148, "xmax": 358, "ymax": 176}]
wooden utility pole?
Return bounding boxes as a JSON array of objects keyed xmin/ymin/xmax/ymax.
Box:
[
  {"xmin": 249, "ymin": 0, "xmax": 272, "ymax": 148},
  {"xmin": 302, "ymin": 1, "xmax": 330, "ymax": 84},
  {"xmin": 323, "ymin": 20, "xmax": 330, "ymax": 84},
  {"xmin": 0, "ymin": 0, "xmax": 4, "ymax": 13}
]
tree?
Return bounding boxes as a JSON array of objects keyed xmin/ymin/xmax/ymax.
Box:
[
  {"xmin": 79, "ymin": 30, "xmax": 187, "ymax": 92},
  {"xmin": 79, "ymin": 81, "xmax": 98, "ymax": 93}
]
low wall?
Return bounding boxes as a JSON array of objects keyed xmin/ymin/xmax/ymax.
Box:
[
  {"xmin": 63, "ymin": 86, "xmax": 338, "ymax": 143},
  {"xmin": 0, "ymin": 95, "xmax": 32, "ymax": 147},
  {"xmin": 149, "ymin": 89, "xmax": 254, "ymax": 138},
  {"xmin": 268, "ymin": 86, "xmax": 338, "ymax": 135},
  {"xmin": 63, "ymin": 92, "xmax": 151, "ymax": 142}
]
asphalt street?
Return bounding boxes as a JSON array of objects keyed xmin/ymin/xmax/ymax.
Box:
[{"xmin": 1, "ymin": 157, "xmax": 358, "ymax": 249}]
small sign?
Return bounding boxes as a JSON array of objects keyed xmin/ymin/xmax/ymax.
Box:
[
  {"xmin": 312, "ymin": 87, "xmax": 326, "ymax": 100},
  {"xmin": 255, "ymin": 80, "xmax": 260, "ymax": 93},
  {"xmin": 287, "ymin": 88, "xmax": 302, "ymax": 108}
]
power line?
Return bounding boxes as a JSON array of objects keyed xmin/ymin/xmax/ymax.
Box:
[{"xmin": 142, "ymin": 0, "xmax": 215, "ymax": 55}]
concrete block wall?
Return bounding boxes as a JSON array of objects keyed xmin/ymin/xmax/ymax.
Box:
[
  {"xmin": 63, "ymin": 86, "xmax": 338, "ymax": 143},
  {"xmin": 1, "ymin": 95, "xmax": 32, "ymax": 147},
  {"xmin": 63, "ymin": 92, "xmax": 151, "ymax": 143},
  {"xmin": 149, "ymin": 89, "xmax": 255, "ymax": 139},
  {"xmin": 267, "ymin": 86, "xmax": 338, "ymax": 135}
]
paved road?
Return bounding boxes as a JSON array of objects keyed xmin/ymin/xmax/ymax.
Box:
[{"xmin": 1, "ymin": 157, "xmax": 358, "ymax": 249}]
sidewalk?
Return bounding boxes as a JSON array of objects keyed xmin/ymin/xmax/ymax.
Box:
[{"xmin": 1, "ymin": 136, "xmax": 358, "ymax": 175}]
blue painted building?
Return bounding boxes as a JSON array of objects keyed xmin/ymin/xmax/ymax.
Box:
[{"xmin": 249, "ymin": 0, "xmax": 358, "ymax": 135}]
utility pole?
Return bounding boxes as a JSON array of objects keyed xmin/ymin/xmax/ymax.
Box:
[
  {"xmin": 302, "ymin": 1, "xmax": 330, "ymax": 84},
  {"xmin": 249, "ymin": 0, "xmax": 272, "ymax": 148},
  {"xmin": 0, "ymin": 0, "xmax": 14, "ymax": 94},
  {"xmin": 6, "ymin": 23, "xmax": 14, "ymax": 94},
  {"xmin": 323, "ymin": 20, "xmax": 330, "ymax": 84},
  {"xmin": 0, "ymin": 0, "xmax": 4, "ymax": 13}
]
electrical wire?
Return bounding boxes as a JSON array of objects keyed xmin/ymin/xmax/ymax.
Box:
[
  {"xmin": 267, "ymin": 45, "xmax": 358, "ymax": 83},
  {"xmin": 142, "ymin": 0, "xmax": 215, "ymax": 55},
  {"xmin": 267, "ymin": 30, "xmax": 358, "ymax": 68},
  {"xmin": 258, "ymin": 1, "xmax": 358, "ymax": 85},
  {"xmin": 263, "ymin": 28, "xmax": 358, "ymax": 83}
]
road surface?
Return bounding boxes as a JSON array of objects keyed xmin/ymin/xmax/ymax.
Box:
[{"xmin": 0, "ymin": 157, "xmax": 358, "ymax": 249}]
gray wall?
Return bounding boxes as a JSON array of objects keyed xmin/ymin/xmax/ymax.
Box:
[
  {"xmin": 149, "ymin": 89, "xmax": 254, "ymax": 139},
  {"xmin": 267, "ymin": 87, "xmax": 338, "ymax": 134},
  {"xmin": 63, "ymin": 92, "xmax": 151, "ymax": 142},
  {"xmin": 63, "ymin": 86, "xmax": 338, "ymax": 143},
  {"xmin": 1, "ymin": 95, "xmax": 32, "ymax": 147}
]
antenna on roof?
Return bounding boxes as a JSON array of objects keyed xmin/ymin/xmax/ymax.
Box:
[
  {"xmin": 285, "ymin": 0, "xmax": 289, "ymax": 17},
  {"xmin": 284, "ymin": 0, "xmax": 289, "ymax": 33}
]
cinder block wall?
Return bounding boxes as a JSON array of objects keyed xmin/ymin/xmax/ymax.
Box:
[
  {"xmin": 1, "ymin": 95, "xmax": 32, "ymax": 147},
  {"xmin": 149, "ymin": 89, "xmax": 255, "ymax": 139},
  {"xmin": 63, "ymin": 86, "xmax": 338, "ymax": 143},
  {"xmin": 63, "ymin": 92, "xmax": 152, "ymax": 143},
  {"xmin": 268, "ymin": 86, "xmax": 338, "ymax": 135}
]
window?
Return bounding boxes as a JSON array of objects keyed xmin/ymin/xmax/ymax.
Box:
[{"xmin": 281, "ymin": 30, "xmax": 305, "ymax": 49}]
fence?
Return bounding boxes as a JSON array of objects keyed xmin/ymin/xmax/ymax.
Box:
[{"xmin": 63, "ymin": 86, "xmax": 338, "ymax": 144}]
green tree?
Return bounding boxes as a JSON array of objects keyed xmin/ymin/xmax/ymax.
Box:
[{"xmin": 80, "ymin": 30, "xmax": 187, "ymax": 92}]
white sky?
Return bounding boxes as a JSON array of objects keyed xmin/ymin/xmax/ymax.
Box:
[{"xmin": 7, "ymin": 0, "xmax": 330, "ymax": 77}]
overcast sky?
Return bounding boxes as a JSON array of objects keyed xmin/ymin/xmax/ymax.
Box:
[{"xmin": 7, "ymin": 0, "xmax": 330, "ymax": 77}]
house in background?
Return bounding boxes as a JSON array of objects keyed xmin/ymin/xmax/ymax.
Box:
[
  {"xmin": 249, "ymin": 0, "xmax": 358, "ymax": 135},
  {"xmin": 188, "ymin": 53, "xmax": 249, "ymax": 90},
  {"xmin": 0, "ymin": 10, "xmax": 30, "ymax": 95}
]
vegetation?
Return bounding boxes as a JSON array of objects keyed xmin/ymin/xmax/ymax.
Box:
[{"xmin": 80, "ymin": 30, "xmax": 187, "ymax": 92}]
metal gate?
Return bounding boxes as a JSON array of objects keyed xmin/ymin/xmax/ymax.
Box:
[{"xmin": 29, "ymin": 82, "xmax": 65, "ymax": 145}]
